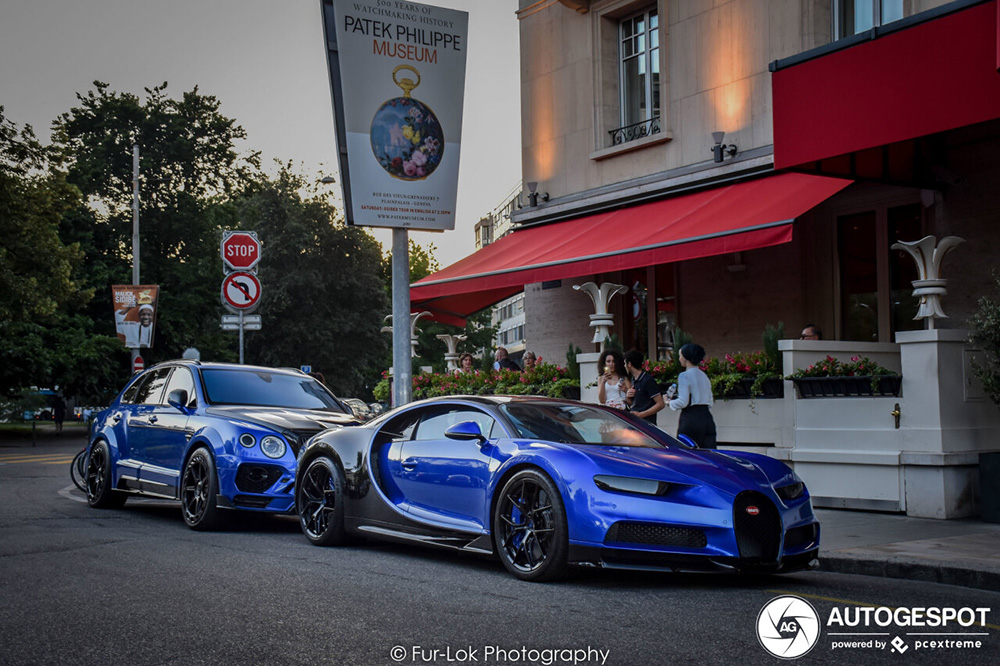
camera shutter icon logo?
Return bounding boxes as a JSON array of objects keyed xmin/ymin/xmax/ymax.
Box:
[{"xmin": 756, "ymin": 595, "xmax": 821, "ymax": 659}]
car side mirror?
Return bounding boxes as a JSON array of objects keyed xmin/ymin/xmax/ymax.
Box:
[
  {"xmin": 676, "ymin": 434, "xmax": 698, "ymax": 449},
  {"xmin": 167, "ymin": 389, "xmax": 190, "ymax": 413},
  {"xmin": 444, "ymin": 420, "xmax": 486, "ymax": 442}
]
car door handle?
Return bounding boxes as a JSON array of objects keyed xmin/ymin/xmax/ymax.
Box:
[
  {"xmin": 402, "ymin": 459, "xmax": 417, "ymax": 471},
  {"xmin": 148, "ymin": 416, "xmax": 158, "ymax": 424}
]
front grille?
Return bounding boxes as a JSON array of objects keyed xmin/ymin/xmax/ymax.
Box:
[
  {"xmin": 235, "ymin": 464, "xmax": 284, "ymax": 493},
  {"xmin": 784, "ymin": 523, "xmax": 819, "ymax": 551},
  {"xmin": 733, "ymin": 491, "xmax": 781, "ymax": 564},
  {"xmin": 289, "ymin": 430, "xmax": 320, "ymax": 457},
  {"xmin": 605, "ymin": 521, "xmax": 708, "ymax": 548}
]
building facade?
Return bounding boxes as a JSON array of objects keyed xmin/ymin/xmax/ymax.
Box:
[{"xmin": 412, "ymin": 0, "xmax": 1000, "ymax": 518}]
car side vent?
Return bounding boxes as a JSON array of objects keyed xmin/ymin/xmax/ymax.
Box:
[
  {"xmin": 605, "ymin": 521, "xmax": 708, "ymax": 548},
  {"xmin": 733, "ymin": 491, "xmax": 781, "ymax": 563},
  {"xmin": 783, "ymin": 522, "xmax": 818, "ymax": 551}
]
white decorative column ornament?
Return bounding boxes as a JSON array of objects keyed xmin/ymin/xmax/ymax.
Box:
[
  {"xmin": 382, "ymin": 311, "xmax": 431, "ymax": 357},
  {"xmin": 436, "ymin": 334, "xmax": 467, "ymax": 372},
  {"xmin": 573, "ymin": 281, "xmax": 628, "ymax": 350},
  {"xmin": 890, "ymin": 235, "xmax": 964, "ymax": 329}
]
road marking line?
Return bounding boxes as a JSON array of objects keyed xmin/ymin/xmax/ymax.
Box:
[
  {"xmin": 58, "ymin": 484, "xmax": 87, "ymax": 503},
  {"xmin": 767, "ymin": 589, "xmax": 1000, "ymax": 631}
]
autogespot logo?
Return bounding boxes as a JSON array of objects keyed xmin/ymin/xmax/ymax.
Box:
[{"xmin": 757, "ymin": 595, "xmax": 821, "ymax": 659}]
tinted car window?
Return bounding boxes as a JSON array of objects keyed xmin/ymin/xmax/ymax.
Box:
[
  {"xmin": 121, "ymin": 375, "xmax": 147, "ymax": 404},
  {"xmin": 135, "ymin": 368, "xmax": 171, "ymax": 406},
  {"xmin": 163, "ymin": 367, "xmax": 197, "ymax": 407},
  {"xmin": 500, "ymin": 402, "xmax": 662, "ymax": 448},
  {"xmin": 201, "ymin": 369, "xmax": 347, "ymax": 412},
  {"xmin": 414, "ymin": 407, "xmax": 497, "ymax": 441}
]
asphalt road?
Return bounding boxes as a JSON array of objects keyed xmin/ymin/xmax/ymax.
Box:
[{"xmin": 2, "ymin": 437, "xmax": 998, "ymax": 666}]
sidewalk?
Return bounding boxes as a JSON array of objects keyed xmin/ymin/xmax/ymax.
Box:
[{"xmin": 817, "ymin": 508, "xmax": 1000, "ymax": 591}]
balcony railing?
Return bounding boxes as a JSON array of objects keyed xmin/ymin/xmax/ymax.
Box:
[{"xmin": 608, "ymin": 117, "xmax": 661, "ymax": 146}]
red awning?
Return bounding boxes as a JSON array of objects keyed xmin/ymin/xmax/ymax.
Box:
[
  {"xmin": 773, "ymin": 0, "xmax": 1000, "ymax": 170},
  {"xmin": 411, "ymin": 173, "xmax": 851, "ymax": 325}
]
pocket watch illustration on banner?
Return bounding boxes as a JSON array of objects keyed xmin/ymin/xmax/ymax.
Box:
[{"xmin": 370, "ymin": 64, "xmax": 444, "ymax": 181}]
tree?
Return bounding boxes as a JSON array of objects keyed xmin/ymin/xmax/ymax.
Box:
[
  {"xmin": 970, "ymin": 273, "xmax": 1000, "ymax": 406},
  {"xmin": 0, "ymin": 107, "xmax": 124, "ymax": 401},
  {"xmin": 235, "ymin": 165, "xmax": 389, "ymax": 398},
  {"xmin": 51, "ymin": 82, "xmax": 262, "ymax": 364}
]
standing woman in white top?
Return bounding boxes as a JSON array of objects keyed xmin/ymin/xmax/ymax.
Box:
[
  {"xmin": 597, "ymin": 350, "xmax": 631, "ymax": 410},
  {"xmin": 666, "ymin": 343, "xmax": 717, "ymax": 448}
]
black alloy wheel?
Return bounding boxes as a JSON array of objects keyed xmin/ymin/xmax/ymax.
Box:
[
  {"xmin": 180, "ymin": 447, "xmax": 223, "ymax": 531},
  {"xmin": 493, "ymin": 469, "xmax": 569, "ymax": 582},
  {"xmin": 297, "ymin": 456, "xmax": 348, "ymax": 546},
  {"xmin": 85, "ymin": 441, "xmax": 126, "ymax": 509}
]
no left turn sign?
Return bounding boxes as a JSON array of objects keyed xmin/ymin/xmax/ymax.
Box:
[{"xmin": 221, "ymin": 272, "xmax": 262, "ymax": 312}]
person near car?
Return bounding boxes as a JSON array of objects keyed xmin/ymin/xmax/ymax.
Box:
[
  {"xmin": 597, "ymin": 349, "xmax": 631, "ymax": 410},
  {"xmin": 623, "ymin": 350, "xmax": 664, "ymax": 423},
  {"xmin": 666, "ymin": 343, "xmax": 717, "ymax": 449},
  {"xmin": 454, "ymin": 352, "xmax": 475, "ymax": 375},
  {"xmin": 494, "ymin": 347, "xmax": 520, "ymax": 371},
  {"xmin": 522, "ymin": 351, "xmax": 538, "ymax": 371}
]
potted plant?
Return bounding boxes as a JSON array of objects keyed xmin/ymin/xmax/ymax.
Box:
[{"xmin": 787, "ymin": 355, "xmax": 901, "ymax": 398}]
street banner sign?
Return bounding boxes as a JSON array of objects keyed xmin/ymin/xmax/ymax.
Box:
[
  {"xmin": 221, "ymin": 272, "xmax": 262, "ymax": 312},
  {"xmin": 326, "ymin": 0, "xmax": 468, "ymax": 230},
  {"xmin": 112, "ymin": 285, "xmax": 159, "ymax": 349},
  {"xmin": 221, "ymin": 230, "xmax": 261, "ymax": 272},
  {"xmin": 133, "ymin": 356, "xmax": 144, "ymax": 373},
  {"xmin": 300, "ymin": 365, "xmax": 312, "ymax": 374}
]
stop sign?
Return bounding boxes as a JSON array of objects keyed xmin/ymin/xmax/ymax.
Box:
[
  {"xmin": 221, "ymin": 231, "xmax": 261, "ymax": 271},
  {"xmin": 133, "ymin": 356, "xmax": 144, "ymax": 373}
]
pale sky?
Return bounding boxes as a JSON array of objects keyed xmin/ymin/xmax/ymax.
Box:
[{"xmin": 0, "ymin": 0, "xmax": 521, "ymax": 266}]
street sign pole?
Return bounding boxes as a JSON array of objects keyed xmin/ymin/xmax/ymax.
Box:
[
  {"xmin": 130, "ymin": 143, "xmax": 140, "ymax": 371},
  {"xmin": 392, "ymin": 228, "xmax": 411, "ymax": 407},
  {"xmin": 239, "ymin": 309, "xmax": 244, "ymax": 364}
]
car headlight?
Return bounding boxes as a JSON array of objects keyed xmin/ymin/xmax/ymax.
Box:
[
  {"xmin": 260, "ymin": 435, "xmax": 287, "ymax": 459},
  {"xmin": 776, "ymin": 481, "xmax": 805, "ymax": 500},
  {"xmin": 594, "ymin": 474, "xmax": 670, "ymax": 496}
]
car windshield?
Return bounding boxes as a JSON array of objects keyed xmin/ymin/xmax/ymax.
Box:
[
  {"xmin": 499, "ymin": 401, "xmax": 665, "ymax": 448},
  {"xmin": 201, "ymin": 369, "xmax": 347, "ymax": 412}
]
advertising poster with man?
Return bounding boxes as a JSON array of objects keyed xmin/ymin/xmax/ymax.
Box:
[{"xmin": 112, "ymin": 285, "xmax": 159, "ymax": 349}]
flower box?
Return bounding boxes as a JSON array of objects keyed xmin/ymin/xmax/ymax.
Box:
[
  {"xmin": 723, "ymin": 377, "xmax": 785, "ymax": 399},
  {"xmin": 792, "ymin": 375, "xmax": 902, "ymax": 398}
]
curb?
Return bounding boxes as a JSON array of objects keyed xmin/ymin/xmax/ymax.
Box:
[{"xmin": 819, "ymin": 552, "xmax": 1000, "ymax": 591}]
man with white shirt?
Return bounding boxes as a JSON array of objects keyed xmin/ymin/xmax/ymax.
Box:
[{"xmin": 115, "ymin": 304, "xmax": 155, "ymax": 348}]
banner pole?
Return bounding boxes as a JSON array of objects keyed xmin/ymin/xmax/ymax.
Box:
[{"xmin": 392, "ymin": 228, "xmax": 412, "ymax": 406}]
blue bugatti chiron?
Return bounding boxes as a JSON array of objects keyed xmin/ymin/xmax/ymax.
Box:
[
  {"xmin": 85, "ymin": 360, "xmax": 358, "ymax": 529},
  {"xmin": 294, "ymin": 395, "xmax": 820, "ymax": 581}
]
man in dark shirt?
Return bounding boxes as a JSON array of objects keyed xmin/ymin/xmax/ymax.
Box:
[{"xmin": 623, "ymin": 349, "xmax": 665, "ymax": 424}]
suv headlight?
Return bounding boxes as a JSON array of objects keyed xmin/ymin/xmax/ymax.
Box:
[{"xmin": 260, "ymin": 435, "xmax": 287, "ymax": 459}]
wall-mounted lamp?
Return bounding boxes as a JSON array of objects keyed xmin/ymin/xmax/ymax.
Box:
[
  {"xmin": 711, "ymin": 131, "xmax": 737, "ymax": 163},
  {"xmin": 525, "ymin": 181, "xmax": 549, "ymax": 206}
]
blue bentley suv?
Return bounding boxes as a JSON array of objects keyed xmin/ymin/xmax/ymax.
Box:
[{"xmin": 85, "ymin": 360, "xmax": 358, "ymax": 529}]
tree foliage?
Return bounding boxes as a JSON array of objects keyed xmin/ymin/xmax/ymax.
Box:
[
  {"xmin": 236, "ymin": 166, "xmax": 389, "ymax": 398},
  {"xmin": 969, "ymin": 273, "xmax": 1000, "ymax": 406},
  {"xmin": 0, "ymin": 107, "xmax": 124, "ymax": 401}
]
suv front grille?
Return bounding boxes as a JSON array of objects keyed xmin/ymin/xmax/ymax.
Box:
[{"xmin": 235, "ymin": 464, "xmax": 284, "ymax": 493}]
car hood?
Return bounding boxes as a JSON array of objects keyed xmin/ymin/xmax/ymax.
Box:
[
  {"xmin": 568, "ymin": 444, "xmax": 779, "ymax": 497},
  {"xmin": 205, "ymin": 405, "xmax": 359, "ymax": 434}
]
